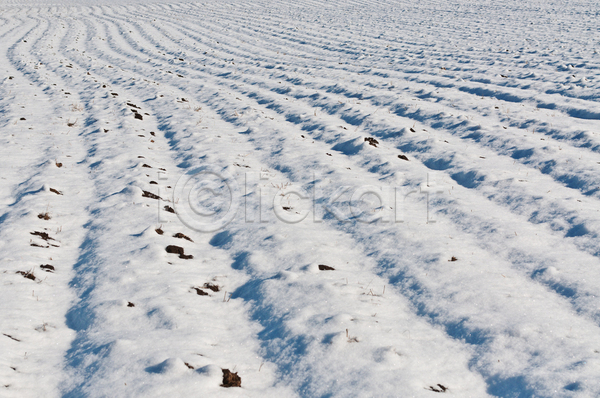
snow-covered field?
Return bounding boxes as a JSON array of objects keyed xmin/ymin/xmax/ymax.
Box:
[{"xmin": 1, "ymin": 0, "xmax": 599, "ymax": 396}]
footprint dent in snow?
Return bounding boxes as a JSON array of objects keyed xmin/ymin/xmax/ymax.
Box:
[
  {"xmin": 146, "ymin": 358, "xmax": 190, "ymax": 375},
  {"xmin": 331, "ymin": 136, "xmax": 364, "ymax": 155}
]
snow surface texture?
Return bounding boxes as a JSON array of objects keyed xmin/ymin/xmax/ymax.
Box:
[{"xmin": 0, "ymin": 0, "xmax": 599, "ymax": 396}]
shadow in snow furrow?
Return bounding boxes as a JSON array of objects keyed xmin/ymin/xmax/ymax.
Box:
[
  {"xmin": 114, "ymin": 16, "xmax": 600, "ymax": 298},
  {"xmin": 136, "ymin": 12, "xmax": 600, "ymax": 185},
  {"xmin": 316, "ymin": 84, "xmax": 600, "ymax": 197},
  {"xmin": 208, "ymin": 68, "xmax": 600, "ymax": 250},
  {"xmin": 0, "ymin": 16, "xmax": 29, "ymax": 45},
  {"xmin": 74, "ymin": 0, "xmax": 600, "ymax": 348},
  {"xmin": 437, "ymin": 201, "xmax": 600, "ymax": 325},
  {"xmin": 92, "ymin": 13, "xmax": 600, "ymax": 281},
  {"xmin": 15, "ymin": 3, "xmax": 600, "ymax": 398},
  {"xmin": 355, "ymin": 227, "xmax": 597, "ymax": 397},
  {"xmin": 72, "ymin": 40, "xmax": 492, "ymax": 398},
  {"xmin": 109, "ymin": 2, "xmax": 598, "ymax": 162},
  {"xmin": 230, "ymin": 275, "xmax": 318, "ymax": 395},
  {"xmin": 192, "ymin": 77, "xmax": 597, "ymax": 348},
  {"xmin": 156, "ymin": 2, "xmax": 599, "ymax": 108},
  {"xmin": 138, "ymin": 62, "xmax": 592, "ymax": 391}
]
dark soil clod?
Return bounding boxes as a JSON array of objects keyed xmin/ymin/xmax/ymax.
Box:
[
  {"xmin": 428, "ymin": 384, "xmax": 448, "ymax": 393},
  {"xmin": 127, "ymin": 302, "xmax": 135, "ymax": 307},
  {"xmin": 142, "ymin": 190, "xmax": 162, "ymax": 200},
  {"xmin": 40, "ymin": 264, "xmax": 55, "ymax": 272},
  {"xmin": 166, "ymin": 245, "xmax": 184, "ymax": 255},
  {"xmin": 31, "ymin": 231, "xmax": 54, "ymax": 241},
  {"xmin": 55, "ymin": 161, "xmax": 63, "ymax": 168},
  {"xmin": 192, "ymin": 287, "xmax": 208, "ymax": 296},
  {"xmin": 134, "ymin": 113, "xmax": 143, "ymax": 120},
  {"xmin": 410, "ymin": 128, "xmax": 416, "ymax": 133},
  {"xmin": 449, "ymin": 256, "xmax": 458, "ymax": 262},
  {"xmin": 319, "ymin": 264, "xmax": 335, "ymax": 271},
  {"xmin": 49, "ymin": 188, "xmax": 62, "ymax": 195},
  {"xmin": 149, "ymin": 181, "xmax": 157, "ymax": 185},
  {"xmin": 203, "ymin": 283, "xmax": 220, "ymax": 292},
  {"xmin": 221, "ymin": 369, "xmax": 241, "ymax": 388},
  {"xmin": 38, "ymin": 213, "xmax": 51, "ymax": 220},
  {"xmin": 164, "ymin": 205, "xmax": 175, "ymax": 214},
  {"xmin": 184, "ymin": 362, "xmax": 194, "ymax": 369},
  {"xmin": 173, "ymin": 232, "xmax": 193, "ymax": 242},
  {"xmin": 142, "ymin": 164, "xmax": 152, "ymax": 168},
  {"xmin": 166, "ymin": 245, "xmax": 193, "ymax": 259},
  {"xmin": 364, "ymin": 137, "xmax": 379, "ymax": 147},
  {"xmin": 16, "ymin": 271, "xmax": 36, "ymax": 281},
  {"xmin": 398, "ymin": 154, "xmax": 409, "ymax": 161},
  {"xmin": 155, "ymin": 228, "xmax": 164, "ymax": 235}
]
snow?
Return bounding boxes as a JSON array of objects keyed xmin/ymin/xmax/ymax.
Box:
[{"xmin": 1, "ymin": 0, "xmax": 600, "ymax": 396}]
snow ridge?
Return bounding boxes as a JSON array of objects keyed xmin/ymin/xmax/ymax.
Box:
[{"xmin": 1, "ymin": 0, "xmax": 600, "ymax": 396}]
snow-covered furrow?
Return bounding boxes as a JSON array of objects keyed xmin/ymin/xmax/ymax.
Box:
[
  {"xmin": 104, "ymin": 5, "xmax": 600, "ymax": 205},
  {"xmin": 94, "ymin": 7, "xmax": 600, "ymax": 208},
  {"xmin": 0, "ymin": 13, "xmax": 93, "ymax": 397},
  {"xmin": 2, "ymin": 11, "xmax": 290, "ymax": 398},
  {"xmin": 137, "ymin": 8, "xmax": 600, "ymax": 244},
  {"xmin": 46, "ymin": 12, "xmax": 493, "ymax": 396},
  {"xmin": 1, "ymin": 1, "xmax": 600, "ymax": 397},
  {"xmin": 147, "ymin": 1, "xmax": 600, "ymax": 103},
  {"xmin": 129, "ymin": 7, "xmax": 596, "ymax": 129},
  {"xmin": 69, "ymin": 6, "xmax": 600, "ymax": 394},
  {"xmin": 81, "ymin": 5, "xmax": 600, "ymax": 331}
]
